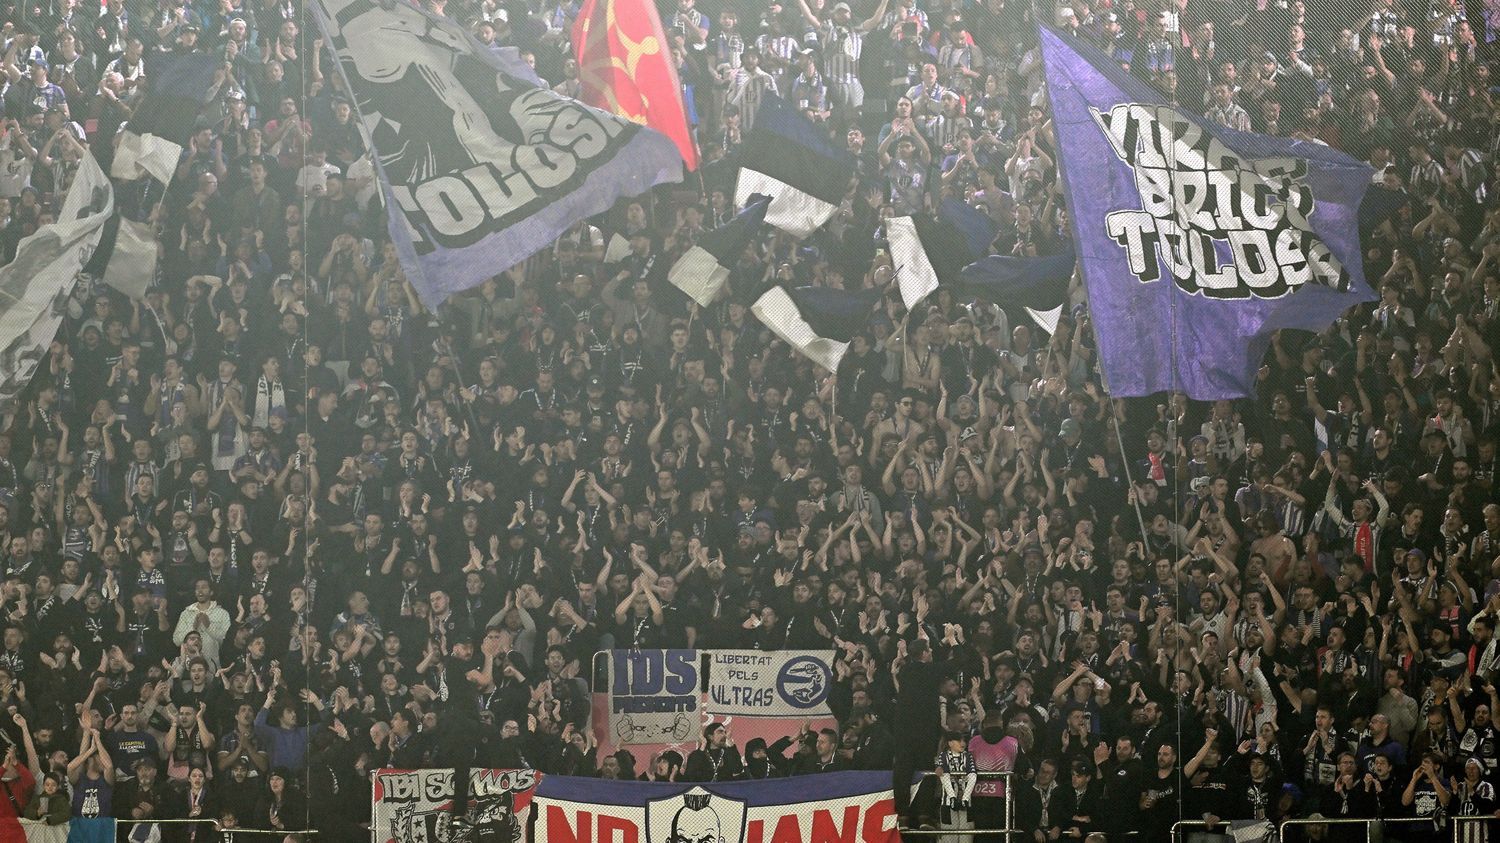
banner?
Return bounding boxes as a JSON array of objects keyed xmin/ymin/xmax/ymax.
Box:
[
  {"xmin": 1039, "ymin": 25, "xmax": 1374, "ymax": 399},
  {"xmin": 372, "ymin": 768, "xmax": 540, "ymax": 843},
  {"xmin": 0, "ymin": 152, "xmax": 114, "ymax": 413},
  {"xmin": 310, "ymin": 0, "xmax": 683, "ymax": 309},
  {"xmin": 534, "ymin": 772, "xmax": 898, "ymax": 843},
  {"xmin": 705, "ymin": 650, "xmax": 834, "ymax": 719},
  {"xmin": 574, "ymin": 0, "xmax": 698, "ymax": 169},
  {"xmin": 607, "ymin": 649, "xmax": 701, "ymax": 746}
]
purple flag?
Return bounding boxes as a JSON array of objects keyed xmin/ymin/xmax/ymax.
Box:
[
  {"xmin": 311, "ymin": 0, "xmax": 683, "ymax": 309},
  {"xmin": 1039, "ymin": 26, "xmax": 1375, "ymax": 399}
]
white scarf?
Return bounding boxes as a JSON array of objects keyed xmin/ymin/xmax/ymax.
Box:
[{"xmin": 254, "ymin": 375, "xmax": 285, "ymax": 428}]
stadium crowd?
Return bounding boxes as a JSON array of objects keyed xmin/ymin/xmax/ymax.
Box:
[{"xmin": 0, "ymin": 0, "xmax": 1495, "ymax": 836}]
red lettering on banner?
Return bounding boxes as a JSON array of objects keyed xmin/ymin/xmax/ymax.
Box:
[
  {"xmin": 861, "ymin": 798, "xmax": 898, "ymax": 843},
  {"xmin": 548, "ymin": 806, "xmax": 592, "ymax": 843},
  {"xmin": 769, "ymin": 814, "xmax": 803, "ymax": 843},
  {"xmin": 810, "ymin": 806, "xmax": 860, "ymax": 843},
  {"xmin": 598, "ymin": 814, "xmax": 639, "ymax": 843},
  {"xmin": 747, "ymin": 818, "xmax": 764, "ymax": 843}
]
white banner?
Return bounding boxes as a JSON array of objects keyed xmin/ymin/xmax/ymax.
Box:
[{"xmin": 704, "ymin": 650, "xmax": 835, "ymax": 719}]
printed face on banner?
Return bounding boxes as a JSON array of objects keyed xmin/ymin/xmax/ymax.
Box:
[
  {"xmin": 1088, "ymin": 103, "xmax": 1349, "ymax": 300},
  {"xmin": 320, "ymin": 0, "xmax": 632, "ymax": 254},
  {"xmin": 646, "ymin": 789, "xmax": 747, "ymax": 843}
]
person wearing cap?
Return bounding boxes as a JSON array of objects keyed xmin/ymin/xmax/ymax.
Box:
[
  {"xmin": 726, "ymin": 46, "xmax": 779, "ymax": 133},
  {"xmin": 112, "ymin": 754, "xmax": 167, "ymax": 827},
  {"xmin": 3, "ymin": 57, "xmax": 68, "ymax": 120}
]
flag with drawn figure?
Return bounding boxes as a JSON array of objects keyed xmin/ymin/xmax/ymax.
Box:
[
  {"xmin": 735, "ymin": 96, "xmax": 854, "ymax": 237},
  {"xmin": 310, "ymin": 0, "xmax": 684, "ymax": 309},
  {"xmin": 574, "ymin": 0, "xmax": 698, "ymax": 169},
  {"xmin": 751, "ymin": 284, "xmax": 883, "ymax": 372},
  {"xmin": 1039, "ymin": 25, "xmax": 1375, "ymax": 399},
  {"xmin": 0, "ymin": 152, "xmax": 114, "ymax": 413},
  {"xmin": 669, "ymin": 194, "xmax": 770, "ymax": 306}
]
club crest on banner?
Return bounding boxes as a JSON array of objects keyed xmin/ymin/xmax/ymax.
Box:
[
  {"xmin": 776, "ymin": 656, "xmax": 831, "ymax": 709},
  {"xmin": 1088, "ymin": 102, "xmax": 1349, "ymax": 300},
  {"xmin": 645, "ymin": 788, "xmax": 748, "ymax": 843}
]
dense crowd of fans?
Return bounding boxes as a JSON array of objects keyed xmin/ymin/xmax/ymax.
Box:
[{"xmin": 0, "ymin": 0, "xmax": 1495, "ymax": 837}]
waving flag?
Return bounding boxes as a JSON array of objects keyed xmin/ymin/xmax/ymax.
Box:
[
  {"xmin": 310, "ymin": 0, "xmax": 683, "ymax": 309},
  {"xmin": 574, "ymin": 0, "xmax": 698, "ymax": 170},
  {"xmin": 110, "ymin": 52, "xmax": 220, "ymax": 183},
  {"xmin": 0, "ymin": 153, "xmax": 113, "ymax": 412},
  {"xmin": 736, "ymin": 96, "xmax": 855, "ymax": 237},
  {"xmin": 1040, "ymin": 26, "xmax": 1375, "ymax": 399},
  {"xmin": 959, "ymin": 250, "xmax": 1077, "ymax": 333},
  {"xmin": 669, "ymin": 194, "xmax": 770, "ymax": 306},
  {"xmin": 751, "ymin": 284, "xmax": 883, "ymax": 371},
  {"xmin": 886, "ymin": 213, "xmax": 977, "ymax": 310}
]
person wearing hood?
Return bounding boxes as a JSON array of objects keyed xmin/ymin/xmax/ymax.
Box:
[
  {"xmin": 968, "ymin": 712, "xmax": 1021, "ymax": 839},
  {"xmin": 643, "ymin": 750, "xmax": 683, "ymax": 781},
  {"xmin": 742, "ymin": 738, "xmax": 786, "ymax": 779}
]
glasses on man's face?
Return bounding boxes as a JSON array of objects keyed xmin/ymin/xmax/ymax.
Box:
[{"xmin": 899, "ymin": 400, "xmax": 913, "ymax": 406}]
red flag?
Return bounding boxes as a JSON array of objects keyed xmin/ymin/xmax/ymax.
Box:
[{"xmin": 573, "ymin": 0, "xmax": 698, "ymax": 170}]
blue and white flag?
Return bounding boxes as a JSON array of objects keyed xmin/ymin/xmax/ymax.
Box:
[
  {"xmin": 1040, "ymin": 25, "xmax": 1375, "ymax": 399},
  {"xmin": 885, "ymin": 214, "xmax": 973, "ymax": 310},
  {"xmin": 310, "ymin": 0, "xmax": 684, "ymax": 309},
  {"xmin": 959, "ymin": 249, "xmax": 1077, "ymax": 333},
  {"xmin": 735, "ymin": 96, "xmax": 855, "ymax": 237},
  {"xmin": 751, "ymin": 284, "xmax": 883, "ymax": 372},
  {"xmin": 669, "ymin": 194, "xmax": 770, "ymax": 306}
]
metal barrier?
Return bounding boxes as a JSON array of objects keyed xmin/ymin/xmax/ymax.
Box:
[
  {"xmin": 114, "ymin": 818, "xmax": 320, "ymax": 842},
  {"xmin": 895, "ymin": 770, "xmax": 1014, "ymax": 839},
  {"xmin": 1278, "ymin": 816, "xmax": 1376, "ymax": 842},
  {"xmin": 1171, "ymin": 819, "xmax": 1212, "ymax": 842},
  {"xmin": 1452, "ymin": 814, "xmax": 1498, "ymax": 843},
  {"xmin": 1280, "ymin": 815, "xmax": 1473, "ymax": 843},
  {"xmin": 116, "ymin": 817, "xmax": 229, "ymax": 841}
]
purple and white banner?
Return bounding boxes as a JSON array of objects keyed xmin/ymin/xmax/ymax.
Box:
[{"xmin": 1039, "ymin": 25, "xmax": 1375, "ymax": 399}]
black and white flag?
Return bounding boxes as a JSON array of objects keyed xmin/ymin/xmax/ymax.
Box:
[
  {"xmin": 735, "ymin": 96, "xmax": 854, "ymax": 237},
  {"xmin": 0, "ymin": 153, "xmax": 114, "ymax": 412},
  {"xmin": 669, "ymin": 194, "xmax": 770, "ymax": 306}
]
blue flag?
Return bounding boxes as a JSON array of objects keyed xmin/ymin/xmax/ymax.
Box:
[
  {"xmin": 1039, "ymin": 25, "xmax": 1375, "ymax": 399},
  {"xmin": 311, "ymin": 0, "xmax": 683, "ymax": 309},
  {"xmin": 938, "ymin": 198, "xmax": 997, "ymax": 259},
  {"xmin": 960, "ymin": 249, "xmax": 1075, "ymax": 305}
]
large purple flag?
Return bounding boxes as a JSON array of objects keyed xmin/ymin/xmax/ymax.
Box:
[
  {"xmin": 1039, "ymin": 26, "xmax": 1375, "ymax": 399},
  {"xmin": 311, "ymin": 0, "xmax": 683, "ymax": 309}
]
